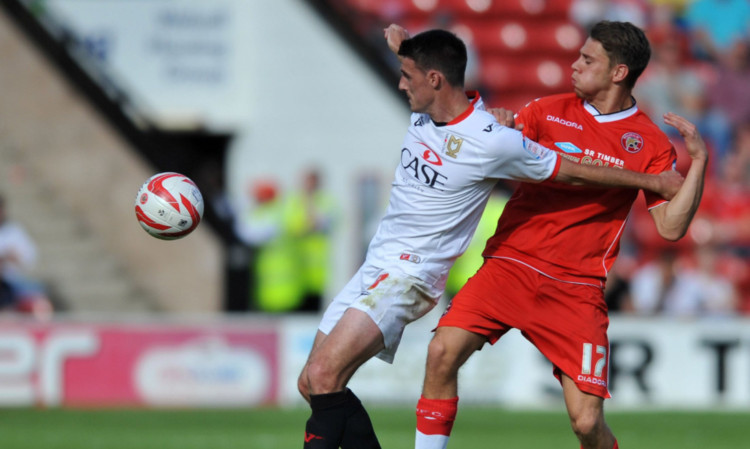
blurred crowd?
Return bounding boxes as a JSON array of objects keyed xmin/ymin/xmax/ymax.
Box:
[
  {"xmin": 331, "ymin": 0, "xmax": 750, "ymax": 317},
  {"xmin": 597, "ymin": 0, "xmax": 750, "ymax": 317},
  {"xmin": 233, "ymin": 168, "xmax": 338, "ymax": 314}
]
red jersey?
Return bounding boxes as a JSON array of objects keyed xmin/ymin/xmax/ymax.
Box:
[{"xmin": 483, "ymin": 93, "xmax": 676, "ymax": 286}]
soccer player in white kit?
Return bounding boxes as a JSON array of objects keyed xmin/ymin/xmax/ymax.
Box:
[{"xmin": 296, "ymin": 26, "xmax": 683, "ymax": 449}]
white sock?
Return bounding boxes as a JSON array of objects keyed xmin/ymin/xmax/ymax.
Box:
[{"xmin": 415, "ymin": 429, "xmax": 450, "ymax": 449}]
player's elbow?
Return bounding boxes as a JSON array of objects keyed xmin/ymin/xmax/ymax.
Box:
[
  {"xmin": 650, "ymin": 205, "xmax": 694, "ymax": 242},
  {"xmin": 656, "ymin": 224, "xmax": 688, "ymax": 242},
  {"xmin": 659, "ymin": 230, "xmax": 685, "ymax": 242}
]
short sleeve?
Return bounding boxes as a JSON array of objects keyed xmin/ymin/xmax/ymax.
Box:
[
  {"xmin": 644, "ymin": 143, "xmax": 678, "ymax": 209},
  {"xmin": 483, "ymin": 127, "xmax": 560, "ymax": 182},
  {"xmin": 516, "ymin": 99, "xmax": 541, "ymax": 141}
]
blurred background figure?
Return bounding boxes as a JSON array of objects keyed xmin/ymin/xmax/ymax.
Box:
[
  {"xmin": 283, "ymin": 168, "xmax": 337, "ymax": 312},
  {"xmin": 445, "ymin": 183, "xmax": 510, "ymax": 299},
  {"xmin": 704, "ymin": 39, "xmax": 750, "ymax": 161},
  {"xmin": 570, "ymin": 0, "xmax": 649, "ymax": 31},
  {"xmin": 683, "ymin": 0, "xmax": 750, "ymax": 63},
  {"xmin": 235, "ymin": 172, "xmax": 337, "ymax": 313},
  {"xmin": 627, "ymin": 246, "xmax": 737, "ymax": 318},
  {"xmin": 235, "ymin": 179, "xmax": 304, "ymax": 313},
  {"xmin": 635, "ymin": 25, "xmax": 731, "ymax": 160},
  {"xmin": 0, "ymin": 193, "xmax": 53, "ymax": 320}
]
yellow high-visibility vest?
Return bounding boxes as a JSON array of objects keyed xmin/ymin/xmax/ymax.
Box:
[{"xmin": 446, "ymin": 193, "xmax": 509, "ymax": 298}]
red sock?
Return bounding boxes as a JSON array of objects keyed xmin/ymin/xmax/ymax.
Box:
[{"xmin": 415, "ymin": 396, "xmax": 458, "ymax": 436}]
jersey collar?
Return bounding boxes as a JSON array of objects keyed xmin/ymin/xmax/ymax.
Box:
[
  {"xmin": 433, "ymin": 91, "xmax": 481, "ymax": 127},
  {"xmin": 583, "ymin": 97, "xmax": 639, "ymax": 123},
  {"xmin": 446, "ymin": 102, "xmax": 475, "ymax": 126}
]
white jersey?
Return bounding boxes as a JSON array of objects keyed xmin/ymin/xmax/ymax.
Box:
[{"xmin": 365, "ymin": 97, "xmax": 560, "ymax": 287}]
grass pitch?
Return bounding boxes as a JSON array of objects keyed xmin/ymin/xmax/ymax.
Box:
[{"xmin": 0, "ymin": 407, "xmax": 746, "ymax": 448}]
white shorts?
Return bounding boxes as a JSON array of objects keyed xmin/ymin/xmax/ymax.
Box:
[{"xmin": 318, "ymin": 263, "xmax": 442, "ymax": 363}]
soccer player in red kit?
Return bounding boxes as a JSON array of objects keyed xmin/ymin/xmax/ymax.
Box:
[{"xmin": 386, "ymin": 21, "xmax": 710, "ymax": 449}]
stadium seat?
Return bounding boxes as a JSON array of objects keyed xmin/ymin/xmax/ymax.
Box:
[
  {"xmin": 338, "ymin": 0, "xmax": 438, "ymax": 20},
  {"xmin": 481, "ymin": 55, "xmax": 570, "ymax": 92},
  {"xmin": 341, "ymin": 0, "xmax": 575, "ymax": 20},
  {"xmin": 439, "ymin": 0, "xmax": 574, "ymax": 19},
  {"xmin": 488, "ymin": 90, "xmax": 540, "ymax": 113},
  {"xmin": 467, "ymin": 19, "xmax": 583, "ymax": 56}
]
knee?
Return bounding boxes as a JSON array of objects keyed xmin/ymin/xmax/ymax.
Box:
[
  {"xmin": 304, "ymin": 357, "xmax": 340, "ymax": 394},
  {"xmin": 297, "ymin": 370, "xmax": 311, "ymax": 403},
  {"xmin": 425, "ymin": 337, "xmax": 459, "ymax": 379},
  {"xmin": 568, "ymin": 408, "xmax": 604, "ymax": 440}
]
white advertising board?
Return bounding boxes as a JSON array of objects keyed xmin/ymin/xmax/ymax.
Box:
[
  {"xmin": 1, "ymin": 315, "xmax": 747, "ymax": 409},
  {"xmin": 280, "ymin": 314, "xmax": 750, "ymax": 410}
]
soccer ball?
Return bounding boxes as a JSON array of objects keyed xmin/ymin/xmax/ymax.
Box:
[{"xmin": 134, "ymin": 172, "xmax": 204, "ymax": 240}]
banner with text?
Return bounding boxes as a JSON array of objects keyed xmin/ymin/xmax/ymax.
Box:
[{"xmin": 0, "ymin": 316, "xmax": 748, "ymax": 409}]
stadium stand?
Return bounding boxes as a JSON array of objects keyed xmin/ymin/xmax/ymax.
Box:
[
  {"xmin": 330, "ymin": 0, "xmax": 581, "ymax": 110},
  {"xmin": 0, "ymin": 3, "xmax": 223, "ymax": 313}
]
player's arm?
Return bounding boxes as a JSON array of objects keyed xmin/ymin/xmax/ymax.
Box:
[
  {"xmin": 487, "ymin": 108, "xmax": 684, "ymax": 198},
  {"xmin": 553, "ymin": 158, "xmax": 684, "ymax": 200},
  {"xmin": 487, "ymin": 107, "xmax": 521, "ymax": 130},
  {"xmin": 648, "ymin": 113, "xmax": 709, "ymax": 241},
  {"xmin": 384, "ymin": 24, "xmax": 409, "ymax": 55}
]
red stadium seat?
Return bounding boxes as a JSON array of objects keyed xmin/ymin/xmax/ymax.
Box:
[
  {"xmin": 339, "ymin": 0, "xmax": 439, "ymax": 20},
  {"xmin": 488, "ymin": 90, "xmax": 541, "ymax": 113},
  {"xmin": 439, "ymin": 0, "xmax": 574, "ymax": 18},
  {"xmin": 469, "ymin": 20, "xmax": 583, "ymax": 56},
  {"xmin": 481, "ymin": 55, "xmax": 571, "ymax": 92}
]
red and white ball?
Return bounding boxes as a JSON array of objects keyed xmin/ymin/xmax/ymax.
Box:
[{"xmin": 134, "ymin": 172, "xmax": 204, "ymax": 240}]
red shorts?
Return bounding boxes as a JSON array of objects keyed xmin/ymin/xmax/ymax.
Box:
[{"xmin": 439, "ymin": 258, "xmax": 611, "ymax": 398}]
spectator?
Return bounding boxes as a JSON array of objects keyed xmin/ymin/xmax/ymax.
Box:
[
  {"xmin": 636, "ymin": 25, "xmax": 735, "ymax": 160},
  {"xmin": 0, "ymin": 194, "xmax": 53, "ymax": 320},
  {"xmin": 627, "ymin": 246, "xmax": 737, "ymax": 317},
  {"xmin": 235, "ymin": 179, "xmax": 304, "ymax": 313},
  {"xmin": 682, "ymin": 0, "xmax": 750, "ymax": 62},
  {"xmin": 283, "ymin": 168, "xmax": 338, "ymax": 312},
  {"xmin": 684, "ymin": 119, "xmax": 750, "ymax": 254},
  {"xmin": 445, "ymin": 183, "xmax": 510, "ymax": 299},
  {"xmin": 692, "ymin": 245, "xmax": 740, "ymax": 316},
  {"xmin": 705, "ymin": 39, "xmax": 750, "ymax": 159},
  {"xmin": 571, "ymin": 0, "xmax": 649, "ymax": 31}
]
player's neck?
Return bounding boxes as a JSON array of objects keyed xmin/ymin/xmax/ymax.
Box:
[
  {"xmin": 587, "ymin": 90, "xmax": 634, "ymax": 115},
  {"xmin": 428, "ymin": 88, "xmax": 471, "ymax": 124}
]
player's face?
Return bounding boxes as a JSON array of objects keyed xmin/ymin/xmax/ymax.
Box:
[
  {"xmin": 399, "ymin": 57, "xmax": 434, "ymax": 113},
  {"xmin": 571, "ymin": 38, "xmax": 616, "ymax": 99}
]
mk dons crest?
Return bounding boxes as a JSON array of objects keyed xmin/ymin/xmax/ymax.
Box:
[{"xmin": 445, "ymin": 135, "xmax": 463, "ymax": 158}]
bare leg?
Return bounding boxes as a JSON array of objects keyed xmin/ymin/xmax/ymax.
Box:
[
  {"xmin": 561, "ymin": 374, "xmax": 616, "ymax": 449},
  {"xmin": 422, "ymin": 326, "xmax": 485, "ymax": 397},
  {"xmin": 415, "ymin": 326, "xmax": 485, "ymax": 449},
  {"xmin": 299, "ymin": 308, "xmax": 385, "ymax": 396},
  {"xmin": 298, "ymin": 308, "xmax": 385, "ymax": 449}
]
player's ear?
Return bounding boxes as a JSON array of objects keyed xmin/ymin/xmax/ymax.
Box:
[
  {"xmin": 427, "ymin": 70, "xmax": 442, "ymax": 89},
  {"xmin": 612, "ymin": 63, "xmax": 629, "ymax": 84}
]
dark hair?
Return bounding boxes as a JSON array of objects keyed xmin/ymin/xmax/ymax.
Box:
[
  {"xmin": 590, "ymin": 21, "xmax": 651, "ymax": 89},
  {"xmin": 398, "ymin": 29, "xmax": 467, "ymax": 87}
]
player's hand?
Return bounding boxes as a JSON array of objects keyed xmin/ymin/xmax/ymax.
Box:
[
  {"xmin": 655, "ymin": 169, "xmax": 685, "ymax": 200},
  {"xmin": 487, "ymin": 108, "xmax": 523, "ymax": 130},
  {"xmin": 384, "ymin": 24, "xmax": 409, "ymax": 55},
  {"xmin": 663, "ymin": 112, "xmax": 708, "ymax": 163}
]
